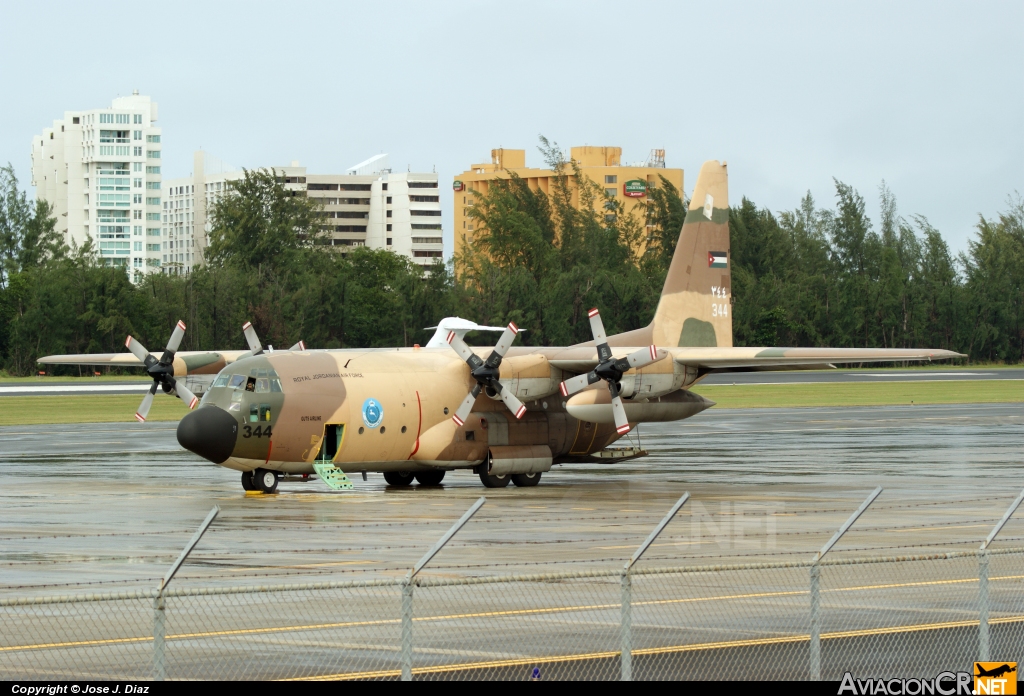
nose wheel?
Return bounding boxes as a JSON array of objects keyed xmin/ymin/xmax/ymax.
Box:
[{"xmin": 247, "ymin": 468, "xmax": 278, "ymax": 493}]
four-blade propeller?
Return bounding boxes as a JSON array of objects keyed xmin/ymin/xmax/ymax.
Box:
[
  {"xmin": 559, "ymin": 308, "xmax": 668, "ymax": 435},
  {"xmin": 125, "ymin": 320, "xmax": 199, "ymax": 421},
  {"xmin": 446, "ymin": 322, "xmax": 527, "ymax": 426}
]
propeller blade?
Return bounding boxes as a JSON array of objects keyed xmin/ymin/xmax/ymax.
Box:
[
  {"xmin": 174, "ymin": 379, "xmax": 200, "ymax": 410},
  {"xmin": 615, "ymin": 345, "xmax": 669, "ymax": 372},
  {"xmin": 125, "ymin": 335, "xmax": 151, "ymax": 364},
  {"xmin": 559, "ymin": 371, "xmax": 598, "ymax": 397},
  {"xmin": 288, "ymin": 340, "xmax": 306, "ymax": 351},
  {"xmin": 486, "ymin": 322, "xmax": 519, "ymax": 363},
  {"xmin": 135, "ymin": 382, "xmax": 158, "ymax": 422},
  {"xmin": 497, "ymin": 385, "xmax": 528, "ymax": 419},
  {"xmin": 452, "ymin": 385, "xmax": 482, "ymax": 426},
  {"xmin": 242, "ymin": 322, "xmax": 263, "ymax": 355},
  {"xmin": 446, "ymin": 330, "xmax": 481, "ymax": 367},
  {"xmin": 611, "ymin": 394, "xmax": 631, "ymax": 435},
  {"xmin": 587, "ymin": 308, "xmax": 612, "ymax": 362},
  {"xmin": 165, "ymin": 320, "xmax": 187, "ymax": 355}
]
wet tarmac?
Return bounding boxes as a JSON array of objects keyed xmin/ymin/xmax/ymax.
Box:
[{"xmin": 1, "ymin": 402, "xmax": 1022, "ymax": 595}]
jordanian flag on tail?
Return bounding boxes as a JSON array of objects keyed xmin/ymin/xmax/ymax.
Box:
[{"xmin": 709, "ymin": 251, "xmax": 728, "ymax": 268}]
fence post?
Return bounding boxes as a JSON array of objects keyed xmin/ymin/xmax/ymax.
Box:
[
  {"xmin": 810, "ymin": 487, "xmax": 882, "ymax": 682},
  {"xmin": 979, "ymin": 550, "xmax": 990, "ymax": 661},
  {"xmin": 401, "ymin": 496, "xmax": 486, "ymax": 682},
  {"xmin": 620, "ymin": 571, "xmax": 632, "ymax": 681},
  {"xmin": 620, "ymin": 492, "xmax": 690, "ymax": 682},
  {"xmin": 152, "ymin": 506, "xmax": 219, "ymax": 682},
  {"xmin": 978, "ymin": 488, "xmax": 1024, "ymax": 662},
  {"xmin": 401, "ymin": 579, "xmax": 414, "ymax": 681},
  {"xmin": 153, "ymin": 595, "xmax": 166, "ymax": 681},
  {"xmin": 809, "ymin": 564, "xmax": 820, "ymax": 681}
]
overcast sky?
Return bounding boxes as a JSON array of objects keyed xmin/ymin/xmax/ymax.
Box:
[{"xmin": 2, "ymin": 1, "xmax": 1020, "ymax": 256}]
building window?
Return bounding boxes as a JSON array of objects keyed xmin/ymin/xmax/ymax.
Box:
[
  {"xmin": 133, "ymin": 194, "xmax": 142, "ymax": 204},
  {"xmin": 146, "ymin": 166, "xmax": 160, "ymax": 174},
  {"xmin": 410, "ymin": 195, "xmax": 439, "ymax": 202},
  {"xmin": 134, "ymin": 147, "xmax": 142, "ymax": 157},
  {"xmin": 133, "ymin": 131, "xmax": 142, "ymax": 141},
  {"xmin": 408, "ymin": 182, "xmax": 437, "ymax": 189},
  {"xmin": 411, "ymin": 223, "xmax": 442, "ymax": 230},
  {"xmin": 100, "ymin": 114, "xmax": 113, "ymax": 124},
  {"xmin": 605, "ymin": 188, "xmax": 617, "ymax": 197},
  {"xmin": 147, "ymin": 150, "xmax": 160, "ymax": 159},
  {"xmin": 382, "ymin": 184, "xmax": 388, "ymax": 191},
  {"xmin": 147, "ymin": 197, "xmax": 160, "ymax": 206},
  {"xmin": 146, "ymin": 135, "xmax": 160, "ymax": 143},
  {"xmin": 146, "ymin": 181, "xmax": 159, "ymax": 190},
  {"xmin": 386, "ymin": 210, "xmax": 392, "ymax": 217},
  {"xmin": 134, "ymin": 242, "xmax": 142, "ymax": 251},
  {"xmin": 134, "ymin": 178, "xmax": 142, "ymax": 188},
  {"xmin": 386, "ymin": 224, "xmax": 392, "ymax": 231},
  {"xmin": 386, "ymin": 238, "xmax": 392, "ymax": 246},
  {"xmin": 146, "ymin": 212, "xmax": 160, "ymax": 221},
  {"xmin": 147, "ymin": 228, "xmax": 160, "ymax": 236},
  {"xmin": 72, "ymin": 117, "xmax": 80, "ymax": 125},
  {"xmin": 412, "ymin": 237, "xmax": 443, "ymax": 244},
  {"xmin": 134, "ymin": 162, "xmax": 143, "ymax": 172},
  {"xmin": 410, "ymin": 210, "xmax": 441, "ymax": 216},
  {"xmin": 413, "ymin": 251, "xmax": 443, "ymax": 258},
  {"xmin": 116, "ymin": 114, "xmax": 130, "ymax": 124},
  {"xmin": 605, "ymin": 175, "xmax": 617, "ymax": 184},
  {"xmin": 133, "ymin": 114, "xmax": 142, "ymax": 124}
]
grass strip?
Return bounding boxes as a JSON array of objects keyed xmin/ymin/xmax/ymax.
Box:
[
  {"xmin": 0, "ymin": 381, "xmax": 1019, "ymax": 425},
  {"xmin": 691, "ymin": 380, "xmax": 1023, "ymax": 409},
  {"xmin": 0, "ymin": 395, "xmax": 189, "ymax": 425}
]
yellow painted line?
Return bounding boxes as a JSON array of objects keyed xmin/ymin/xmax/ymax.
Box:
[
  {"xmin": 294, "ymin": 614, "xmax": 1024, "ymax": 681},
  {"xmin": 571, "ymin": 508, "xmax": 595, "ymax": 511},
  {"xmin": 6, "ymin": 575, "xmax": 1024, "ymax": 655},
  {"xmin": 885, "ymin": 524, "xmax": 990, "ymax": 533}
]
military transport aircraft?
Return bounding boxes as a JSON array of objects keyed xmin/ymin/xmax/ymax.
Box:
[{"xmin": 40, "ymin": 161, "xmax": 962, "ymax": 493}]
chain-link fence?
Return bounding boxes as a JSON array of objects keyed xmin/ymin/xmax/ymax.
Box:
[{"xmin": 3, "ymin": 548, "xmax": 1022, "ymax": 680}]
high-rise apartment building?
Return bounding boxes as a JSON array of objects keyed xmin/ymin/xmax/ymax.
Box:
[
  {"xmin": 453, "ymin": 146, "xmax": 683, "ymax": 261},
  {"xmin": 31, "ymin": 93, "xmax": 163, "ymax": 282},
  {"xmin": 161, "ymin": 152, "xmax": 443, "ymax": 274}
]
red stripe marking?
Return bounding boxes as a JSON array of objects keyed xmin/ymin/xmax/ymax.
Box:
[
  {"xmin": 446, "ymin": 331, "xmax": 455, "ymax": 344},
  {"xmin": 135, "ymin": 413, "xmax": 145, "ymax": 422},
  {"xmin": 188, "ymin": 396, "xmax": 198, "ymax": 409},
  {"xmin": 242, "ymin": 321, "xmax": 252, "ymax": 330},
  {"xmin": 407, "ymin": 391, "xmax": 423, "ymax": 460},
  {"xmin": 508, "ymin": 322, "xmax": 519, "ymax": 334},
  {"xmin": 452, "ymin": 414, "xmax": 464, "ymax": 426},
  {"xmin": 650, "ymin": 345, "xmax": 657, "ymax": 361},
  {"xmin": 298, "ymin": 341, "xmax": 305, "ymax": 350},
  {"xmin": 515, "ymin": 405, "xmax": 526, "ymax": 419},
  {"xmin": 177, "ymin": 320, "xmax": 186, "ymax": 331},
  {"xmin": 588, "ymin": 308, "xmax": 599, "ymax": 317},
  {"xmin": 125, "ymin": 336, "xmax": 132, "ymax": 348},
  {"xmin": 559, "ymin": 383, "xmax": 568, "ymax": 397},
  {"xmin": 264, "ymin": 440, "xmax": 273, "ymax": 466},
  {"xmin": 617, "ymin": 424, "xmax": 631, "ymax": 434}
]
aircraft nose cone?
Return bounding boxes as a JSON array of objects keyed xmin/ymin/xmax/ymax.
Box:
[{"xmin": 177, "ymin": 406, "xmax": 238, "ymax": 464}]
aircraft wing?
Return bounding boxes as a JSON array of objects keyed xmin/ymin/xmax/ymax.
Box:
[
  {"xmin": 546, "ymin": 346, "xmax": 964, "ymax": 373},
  {"xmin": 37, "ymin": 350, "xmax": 251, "ymax": 370}
]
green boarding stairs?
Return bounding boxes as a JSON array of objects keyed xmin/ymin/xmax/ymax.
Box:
[{"xmin": 312, "ymin": 424, "xmax": 353, "ymax": 490}]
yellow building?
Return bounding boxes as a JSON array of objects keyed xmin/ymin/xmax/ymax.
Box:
[{"xmin": 452, "ymin": 146, "xmax": 683, "ymax": 259}]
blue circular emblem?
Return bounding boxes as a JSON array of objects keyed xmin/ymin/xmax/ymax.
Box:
[{"xmin": 362, "ymin": 398, "xmax": 384, "ymax": 429}]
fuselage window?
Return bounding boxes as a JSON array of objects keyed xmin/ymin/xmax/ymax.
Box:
[
  {"xmin": 249, "ymin": 404, "xmax": 259, "ymax": 422},
  {"xmin": 245, "ymin": 377, "xmax": 256, "ymax": 392},
  {"xmin": 259, "ymin": 404, "xmax": 272, "ymax": 421}
]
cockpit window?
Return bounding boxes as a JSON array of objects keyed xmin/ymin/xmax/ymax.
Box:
[
  {"xmin": 256, "ymin": 378, "xmax": 270, "ymax": 393},
  {"xmin": 213, "ymin": 374, "xmax": 230, "ymax": 388},
  {"xmin": 228, "ymin": 374, "xmax": 245, "ymax": 389},
  {"xmin": 270, "ymin": 378, "xmax": 283, "ymax": 393}
]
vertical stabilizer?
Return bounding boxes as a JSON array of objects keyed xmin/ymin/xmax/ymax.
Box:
[{"xmin": 610, "ymin": 160, "xmax": 732, "ymax": 348}]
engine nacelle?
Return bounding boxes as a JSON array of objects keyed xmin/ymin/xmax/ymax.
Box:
[
  {"xmin": 566, "ymin": 388, "xmax": 714, "ymax": 424},
  {"xmin": 496, "ymin": 354, "xmax": 563, "ymax": 401},
  {"xmin": 617, "ymin": 360, "xmax": 689, "ymax": 399},
  {"xmin": 486, "ymin": 445, "xmax": 553, "ymax": 475}
]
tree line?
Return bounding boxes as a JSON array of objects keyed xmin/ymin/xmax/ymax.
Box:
[{"xmin": 0, "ymin": 144, "xmax": 1020, "ymax": 376}]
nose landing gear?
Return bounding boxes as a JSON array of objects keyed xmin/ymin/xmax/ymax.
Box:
[{"xmin": 243, "ymin": 469, "xmax": 279, "ymax": 493}]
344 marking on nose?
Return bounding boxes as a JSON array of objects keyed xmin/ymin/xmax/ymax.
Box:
[{"xmin": 242, "ymin": 425, "xmax": 272, "ymax": 439}]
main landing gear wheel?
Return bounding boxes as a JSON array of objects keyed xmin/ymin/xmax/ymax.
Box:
[
  {"xmin": 479, "ymin": 471, "xmax": 510, "ymax": 488},
  {"xmin": 241, "ymin": 470, "xmax": 255, "ymax": 491},
  {"xmin": 254, "ymin": 468, "xmax": 278, "ymax": 494},
  {"xmin": 415, "ymin": 471, "xmax": 446, "ymax": 486},
  {"xmin": 384, "ymin": 471, "xmax": 414, "ymax": 487},
  {"xmin": 511, "ymin": 472, "xmax": 542, "ymax": 487}
]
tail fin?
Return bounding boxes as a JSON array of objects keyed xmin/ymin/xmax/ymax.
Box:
[{"xmin": 610, "ymin": 160, "xmax": 731, "ymax": 348}]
